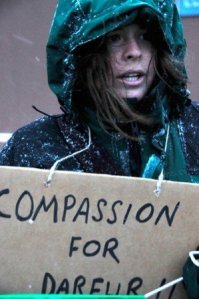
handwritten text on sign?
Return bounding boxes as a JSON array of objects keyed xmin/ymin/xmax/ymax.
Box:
[{"xmin": 0, "ymin": 167, "xmax": 198, "ymax": 298}]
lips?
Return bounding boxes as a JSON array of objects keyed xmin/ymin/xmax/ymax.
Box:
[
  {"xmin": 122, "ymin": 73, "xmax": 142, "ymax": 81},
  {"xmin": 117, "ymin": 71, "xmax": 145, "ymax": 85}
]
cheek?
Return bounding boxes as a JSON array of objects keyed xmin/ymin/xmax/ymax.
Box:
[
  {"xmin": 109, "ymin": 54, "xmax": 117, "ymax": 73},
  {"xmin": 108, "ymin": 47, "xmax": 121, "ymax": 70},
  {"xmin": 149, "ymin": 62, "xmax": 155, "ymax": 79},
  {"xmin": 147, "ymin": 55, "xmax": 156, "ymax": 82},
  {"xmin": 107, "ymin": 53, "xmax": 120, "ymax": 84}
]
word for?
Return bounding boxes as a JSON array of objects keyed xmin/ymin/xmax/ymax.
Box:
[
  {"xmin": 0, "ymin": 189, "xmax": 180, "ymax": 227},
  {"xmin": 69, "ymin": 236, "xmax": 120, "ymax": 264},
  {"xmin": 41, "ymin": 272, "xmax": 177, "ymax": 298}
]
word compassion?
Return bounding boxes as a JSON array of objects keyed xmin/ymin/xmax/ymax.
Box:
[{"xmin": 0, "ymin": 189, "xmax": 180, "ymax": 227}]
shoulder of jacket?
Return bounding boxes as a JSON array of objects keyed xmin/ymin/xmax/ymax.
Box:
[
  {"xmin": 178, "ymin": 100, "xmax": 199, "ymax": 132},
  {"xmin": 190, "ymin": 100, "xmax": 199, "ymax": 111},
  {"xmin": 177, "ymin": 100, "xmax": 199, "ymax": 175},
  {"xmin": 180, "ymin": 100, "xmax": 199, "ymax": 122},
  {"xmin": 4, "ymin": 115, "xmax": 64, "ymax": 149},
  {"xmin": 57, "ymin": 113, "xmax": 87, "ymax": 135},
  {"xmin": 12, "ymin": 115, "xmax": 62, "ymax": 136}
]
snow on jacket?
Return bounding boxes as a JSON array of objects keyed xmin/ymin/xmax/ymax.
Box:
[
  {"xmin": 0, "ymin": 100, "xmax": 199, "ymax": 183},
  {"xmin": 0, "ymin": 0, "xmax": 199, "ymax": 183}
]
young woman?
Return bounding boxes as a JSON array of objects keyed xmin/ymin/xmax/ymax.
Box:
[
  {"xmin": 0, "ymin": 0, "xmax": 199, "ymax": 184},
  {"xmin": 0, "ymin": 0, "xmax": 198, "ymax": 296}
]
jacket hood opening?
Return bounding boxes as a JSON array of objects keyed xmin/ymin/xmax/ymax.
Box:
[{"xmin": 47, "ymin": 0, "xmax": 187, "ymax": 114}]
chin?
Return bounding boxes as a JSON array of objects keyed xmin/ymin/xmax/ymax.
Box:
[
  {"xmin": 127, "ymin": 95, "xmax": 143, "ymax": 101},
  {"xmin": 114, "ymin": 85, "xmax": 147, "ymax": 99},
  {"xmin": 119, "ymin": 91, "xmax": 146, "ymax": 101}
]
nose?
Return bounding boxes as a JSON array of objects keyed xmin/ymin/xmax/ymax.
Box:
[{"xmin": 123, "ymin": 39, "xmax": 142, "ymax": 61}]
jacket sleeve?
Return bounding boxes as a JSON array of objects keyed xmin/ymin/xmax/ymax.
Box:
[
  {"xmin": 183, "ymin": 253, "xmax": 199, "ymax": 299},
  {"xmin": 0, "ymin": 115, "xmax": 70, "ymax": 168},
  {"xmin": 0, "ymin": 133, "xmax": 18, "ymax": 166},
  {"xmin": 179, "ymin": 101, "xmax": 199, "ymax": 175}
]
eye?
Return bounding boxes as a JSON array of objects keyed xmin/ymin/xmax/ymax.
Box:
[
  {"xmin": 139, "ymin": 31, "xmax": 151, "ymax": 42},
  {"xmin": 139, "ymin": 33, "xmax": 145, "ymax": 40},
  {"xmin": 109, "ymin": 33, "xmax": 121, "ymax": 42},
  {"xmin": 106, "ymin": 32, "xmax": 123, "ymax": 46}
]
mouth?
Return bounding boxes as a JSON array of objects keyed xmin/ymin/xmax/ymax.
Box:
[{"xmin": 117, "ymin": 71, "xmax": 145, "ymax": 85}]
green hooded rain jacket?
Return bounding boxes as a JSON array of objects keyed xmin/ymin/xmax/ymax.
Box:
[
  {"xmin": 46, "ymin": 0, "xmax": 199, "ymax": 183},
  {"xmin": 0, "ymin": 0, "xmax": 199, "ymax": 184}
]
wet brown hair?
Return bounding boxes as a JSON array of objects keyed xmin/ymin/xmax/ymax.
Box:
[{"xmin": 73, "ymin": 24, "xmax": 188, "ymax": 137}]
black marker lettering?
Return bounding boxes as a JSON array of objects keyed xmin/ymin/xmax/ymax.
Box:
[
  {"xmin": 116, "ymin": 283, "xmax": 121, "ymax": 294},
  {"xmin": 103, "ymin": 237, "xmax": 120, "ymax": 264},
  {"xmin": 105, "ymin": 281, "xmax": 121, "ymax": 295},
  {"xmin": 73, "ymin": 275, "xmax": 86, "ymax": 294},
  {"xmin": 56, "ymin": 279, "xmax": 69, "ymax": 294},
  {"xmin": 62, "ymin": 195, "xmax": 76, "ymax": 222},
  {"xmin": 92, "ymin": 199, "xmax": 107, "ymax": 222},
  {"xmin": 155, "ymin": 203, "xmax": 180, "ymax": 227},
  {"xmin": 123, "ymin": 203, "xmax": 132, "ymax": 224},
  {"xmin": 127, "ymin": 277, "xmax": 143, "ymax": 294},
  {"xmin": 105, "ymin": 281, "xmax": 111, "ymax": 294},
  {"xmin": 41, "ymin": 272, "xmax": 56, "ymax": 294},
  {"xmin": 83, "ymin": 240, "xmax": 101, "ymax": 257},
  {"xmin": 0, "ymin": 188, "xmax": 11, "ymax": 219},
  {"xmin": 16, "ymin": 190, "xmax": 34, "ymax": 221},
  {"xmin": 168, "ymin": 284, "xmax": 176, "ymax": 299},
  {"xmin": 32, "ymin": 195, "xmax": 58, "ymax": 223},
  {"xmin": 107, "ymin": 200, "xmax": 123, "ymax": 224},
  {"xmin": 90, "ymin": 278, "xmax": 104, "ymax": 294},
  {"xmin": 136, "ymin": 203, "xmax": 154, "ymax": 223},
  {"xmin": 69, "ymin": 236, "xmax": 82, "ymax": 257},
  {"xmin": 155, "ymin": 278, "xmax": 166, "ymax": 299},
  {"xmin": 73, "ymin": 197, "xmax": 89, "ymax": 223}
]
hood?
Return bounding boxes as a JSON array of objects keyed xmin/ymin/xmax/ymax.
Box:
[{"xmin": 47, "ymin": 0, "xmax": 186, "ymax": 111}]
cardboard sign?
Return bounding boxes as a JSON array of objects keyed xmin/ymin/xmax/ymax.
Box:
[{"xmin": 0, "ymin": 166, "xmax": 198, "ymax": 298}]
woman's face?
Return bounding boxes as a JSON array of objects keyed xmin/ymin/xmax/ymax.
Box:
[{"xmin": 106, "ymin": 23, "xmax": 156, "ymax": 101}]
